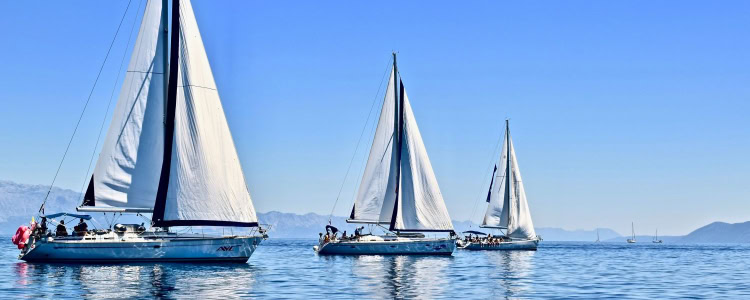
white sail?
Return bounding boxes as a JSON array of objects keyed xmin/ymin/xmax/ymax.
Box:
[
  {"xmin": 350, "ymin": 70, "xmax": 397, "ymax": 223},
  {"xmin": 390, "ymin": 91, "xmax": 454, "ymax": 231},
  {"xmin": 506, "ymin": 137, "xmax": 536, "ymax": 239},
  {"xmin": 84, "ymin": 0, "xmax": 166, "ymax": 211},
  {"xmin": 482, "ymin": 134, "xmax": 509, "ymax": 228},
  {"xmin": 482, "ymin": 124, "xmax": 536, "ymax": 239},
  {"xmin": 160, "ymin": 0, "xmax": 257, "ymax": 224}
]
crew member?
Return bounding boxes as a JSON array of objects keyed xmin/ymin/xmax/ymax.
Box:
[
  {"xmin": 56, "ymin": 220, "xmax": 68, "ymax": 237},
  {"xmin": 73, "ymin": 218, "xmax": 88, "ymax": 236}
]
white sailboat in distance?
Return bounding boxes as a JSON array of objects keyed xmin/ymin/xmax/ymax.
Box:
[
  {"xmin": 315, "ymin": 53, "xmax": 456, "ymax": 255},
  {"xmin": 457, "ymin": 120, "xmax": 541, "ymax": 251},
  {"xmin": 627, "ymin": 222, "xmax": 636, "ymax": 243},
  {"xmin": 653, "ymin": 229, "xmax": 663, "ymax": 243},
  {"xmin": 17, "ymin": 0, "xmax": 266, "ymax": 263}
]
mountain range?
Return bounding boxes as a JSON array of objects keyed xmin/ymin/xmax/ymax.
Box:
[{"xmin": 1, "ymin": 180, "xmax": 748, "ymax": 243}]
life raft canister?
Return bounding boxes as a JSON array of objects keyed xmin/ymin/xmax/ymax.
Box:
[{"xmin": 11, "ymin": 226, "xmax": 31, "ymax": 249}]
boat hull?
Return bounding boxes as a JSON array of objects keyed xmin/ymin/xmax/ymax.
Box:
[
  {"xmin": 458, "ymin": 239, "xmax": 539, "ymax": 251},
  {"xmin": 316, "ymin": 236, "xmax": 455, "ymax": 255},
  {"xmin": 20, "ymin": 235, "xmax": 263, "ymax": 263}
]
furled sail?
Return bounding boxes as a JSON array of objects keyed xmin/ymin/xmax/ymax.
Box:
[
  {"xmin": 389, "ymin": 90, "xmax": 454, "ymax": 231},
  {"xmin": 154, "ymin": 0, "xmax": 258, "ymax": 226},
  {"xmin": 80, "ymin": 0, "xmax": 166, "ymax": 212},
  {"xmin": 482, "ymin": 122, "xmax": 536, "ymax": 239},
  {"xmin": 349, "ymin": 69, "xmax": 397, "ymax": 224}
]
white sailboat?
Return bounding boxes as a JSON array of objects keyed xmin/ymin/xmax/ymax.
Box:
[
  {"xmin": 315, "ymin": 53, "xmax": 456, "ymax": 255},
  {"xmin": 653, "ymin": 229, "xmax": 663, "ymax": 243},
  {"xmin": 457, "ymin": 120, "xmax": 541, "ymax": 251},
  {"xmin": 596, "ymin": 229, "xmax": 600, "ymax": 243},
  {"xmin": 627, "ymin": 222, "xmax": 636, "ymax": 243},
  {"xmin": 18, "ymin": 0, "xmax": 265, "ymax": 263}
]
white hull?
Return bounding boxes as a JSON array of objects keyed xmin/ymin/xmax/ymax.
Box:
[
  {"xmin": 315, "ymin": 235, "xmax": 455, "ymax": 256},
  {"xmin": 458, "ymin": 238, "xmax": 539, "ymax": 251},
  {"xmin": 20, "ymin": 233, "xmax": 263, "ymax": 263}
]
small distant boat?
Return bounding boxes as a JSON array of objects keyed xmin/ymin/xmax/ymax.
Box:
[
  {"xmin": 595, "ymin": 229, "xmax": 600, "ymax": 243},
  {"xmin": 627, "ymin": 222, "xmax": 636, "ymax": 243},
  {"xmin": 457, "ymin": 120, "xmax": 541, "ymax": 251},
  {"xmin": 315, "ymin": 53, "xmax": 456, "ymax": 256},
  {"xmin": 653, "ymin": 229, "xmax": 663, "ymax": 243}
]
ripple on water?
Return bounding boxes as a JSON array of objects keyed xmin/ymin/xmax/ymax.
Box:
[{"xmin": 1, "ymin": 240, "xmax": 749, "ymax": 299}]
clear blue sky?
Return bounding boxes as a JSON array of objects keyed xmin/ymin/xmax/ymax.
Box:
[{"xmin": 0, "ymin": 1, "xmax": 748, "ymax": 236}]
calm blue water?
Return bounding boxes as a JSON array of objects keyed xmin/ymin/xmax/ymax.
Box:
[{"xmin": 1, "ymin": 239, "xmax": 749, "ymax": 299}]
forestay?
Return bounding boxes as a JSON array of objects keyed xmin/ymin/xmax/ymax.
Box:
[{"xmin": 81, "ymin": 0, "xmax": 166, "ymax": 212}]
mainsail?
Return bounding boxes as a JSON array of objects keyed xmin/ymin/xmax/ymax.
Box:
[
  {"xmin": 153, "ymin": 0, "xmax": 257, "ymax": 226},
  {"xmin": 391, "ymin": 91, "xmax": 453, "ymax": 231},
  {"xmin": 482, "ymin": 121, "xmax": 536, "ymax": 239},
  {"xmin": 348, "ymin": 55, "xmax": 453, "ymax": 232},
  {"xmin": 81, "ymin": 0, "xmax": 258, "ymax": 227}
]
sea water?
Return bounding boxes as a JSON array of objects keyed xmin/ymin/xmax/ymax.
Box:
[{"xmin": 1, "ymin": 239, "xmax": 749, "ymax": 299}]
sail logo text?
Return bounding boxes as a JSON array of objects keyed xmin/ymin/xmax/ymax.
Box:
[{"xmin": 217, "ymin": 246, "xmax": 234, "ymax": 251}]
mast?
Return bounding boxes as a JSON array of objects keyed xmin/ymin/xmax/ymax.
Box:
[
  {"xmin": 503, "ymin": 119, "xmax": 512, "ymax": 229},
  {"xmin": 152, "ymin": 0, "xmax": 181, "ymax": 225},
  {"xmin": 389, "ymin": 52, "xmax": 403, "ymax": 231}
]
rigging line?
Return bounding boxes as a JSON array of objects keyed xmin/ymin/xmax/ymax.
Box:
[
  {"xmin": 77, "ymin": 0, "xmax": 144, "ymax": 203},
  {"xmin": 468, "ymin": 122, "xmax": 505, "ymax": 223},
  {"xmin": 328, "ymin": 56, "xmax": 393, "ymax": 222},
  {"xmin": 38, "ymin": 0, "xmax": 135, "ymax": 213}
]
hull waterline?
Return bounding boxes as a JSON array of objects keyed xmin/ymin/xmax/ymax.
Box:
[
  {"xmin": 20, "ymin": 235, "xmax": 263, "ymax": 263},
  {"xmin": 458, "ymin": 238, "xmax": 539, "ymax": 251},
  {"xmin": 315, "ymin": 236, "xmax": 455, "ymax": 256}
]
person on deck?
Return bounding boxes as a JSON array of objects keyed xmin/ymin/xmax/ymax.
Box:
[
  {"xmin": 73, "ymin": 218, "xmax": 88, "ymax": 236},
  {"xmin": 56, "ymin": 220, "xmax": 68, "ymax": 237},
  {"xmin": 39, "ymin": 217, "xmax": 48, "ymax": 235}
]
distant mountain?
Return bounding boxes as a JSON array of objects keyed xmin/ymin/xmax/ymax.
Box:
[
  {"xmin": 257, "ymin": 211, "xmax": 349, "ymax": 238},
  {"xmin": 676, "ymin": 221, "xmax": 750, "ymax": 243},
  {"xmin": 536, "ymin": 227, "xmax": 621, "ymax": 242},
  {"xmin": 2, "ymin": 180, "xmax": 749, "ymax": 243},
  {"xmin": 0, "ymin": 180, "xmax": 81, "ymax": 234},
  {"xmin": 257, "ymin": 212, "xmax": 626, "ymax": 241}
]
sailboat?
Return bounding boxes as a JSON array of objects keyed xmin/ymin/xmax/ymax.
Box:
[
  {"xmin": 457, "ymin": 120, "xmax": 541, "ymax": 251},
  {"xmin": 314, "ymin": 53, "xmax": 456, "ymax": 255},
  {"xmin": 595, "ymin": 229, "xmax": 600, "ymax": 243},
  {"xmin": 627, "ymin": 222, "xmax": 636, "ymax": 243},
  {"xmin": 17, "ymin": 0, "xmax": 265, "ymax": 262},
  {"xmin": 653, "ymin": 229, "xmax": 663, "ymax": 243}
]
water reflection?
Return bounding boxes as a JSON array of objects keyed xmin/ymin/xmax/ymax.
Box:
[
  {"xmin": 10, "ymin": 262, "xmax": 258, "ymax": 299},
  {"xmin": 485, "ymin": 250, "xmax": 535, "ymax": 299},
  {"xmin": 351, "ymin": 255, "xmax": 451, "ymax": 299}
]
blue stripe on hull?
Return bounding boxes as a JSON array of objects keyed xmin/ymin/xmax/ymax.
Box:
[
  {"xmin": 459, "ymin": 239, "xmax": 539, "ymax": 251},
  {"xmin": 21, "ymin": 257, "xmax": 251, "ymax": 263},
  {"xmin": 317, "ymin": 240, "xmax": 456, "ymax": 256}
]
